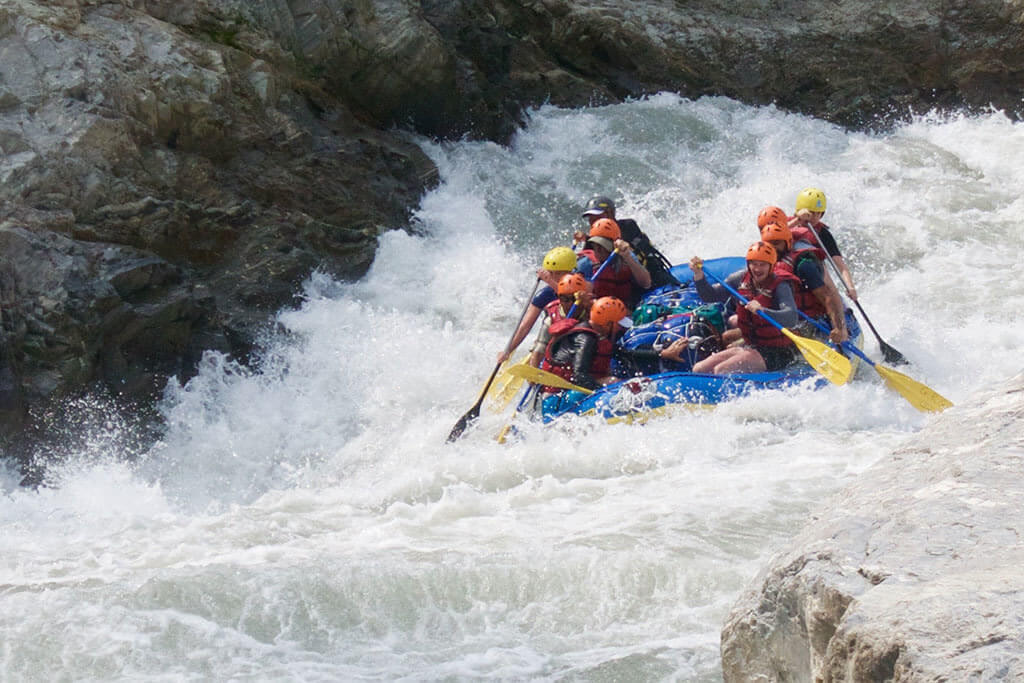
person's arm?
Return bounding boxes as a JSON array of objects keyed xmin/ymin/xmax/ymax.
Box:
[
  {"xmin": 498, "ymin": 304, "xmax": 542, "ymax": 363},
  {"xmin": 797, "ymin": 258, "xmax": 848, "ymax": 343},
  {"xmin": 689, "ymin": 257, "xmax": 732, "ymax": 303},
  {"xmin": 614, "ymin": 239, "xmax": 652, "ymax": 289},
  {"xmin": 745, "ymin": 281, "xmax": 798, "ymax": 328},
  {"xmin": 830, "ymin": 254, "xmax": 857, "ymax": 301},
  {"xmin": 815, "ymin": 228, "xmax": 858, "ymax": 301}
]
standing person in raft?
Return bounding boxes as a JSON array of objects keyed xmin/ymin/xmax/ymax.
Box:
[
  {"xmin": 541, "ymin": 296, "xmax": 632, "ymax": 392},
  {"xmin": 575, "ymin": 218, "xmax": 652, "ymax": 310},
  {"xmin": 580, "ymin": 195, "xmax": 678, "ymax": 289},
  {"xmin": 497, "ymin": 246, "xmax": 579, "ymax": 365},
  {"xmin": 788, "ymin": 188, "xmax": 859, "ymax": 301},
  {"xmin": 662, "ymin": 242, "xmax": 800, "ymax": 374}
]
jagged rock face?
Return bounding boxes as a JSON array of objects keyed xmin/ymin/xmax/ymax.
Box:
[
  {"xmin": 720, "ymin": 373, "xmax": 1024, "ymax": 681},
  {"xmin": 0, "ymin": 0, "xmax": 437, "ymax": 437},
  {"xmin": 0, "ymin": 0, "xmax": 1022, "ymax": 442}
]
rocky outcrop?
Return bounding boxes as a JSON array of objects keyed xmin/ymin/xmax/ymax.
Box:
[
  {"xmin": 1, "ymin": 0, "xmax": 1023, "ymax": 452},
  {"xmin": 720, "ymin": 372, "xmax": 1024, "ymax": 681}
]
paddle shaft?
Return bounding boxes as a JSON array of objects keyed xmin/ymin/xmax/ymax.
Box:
[
  {"xmin": 701, "ymin": 270, "xmax": 795, "ymax": 335},
  {"xmin": 792, "ymin": 307, "xmax": 952, "ymax": 412},
  {"xmin": 798, "ymin": 223, "xmax": 907, "ymax": 364},
  {"xmin": 447, "ymin": 278, "xmax": 542, "ymax": 442}
]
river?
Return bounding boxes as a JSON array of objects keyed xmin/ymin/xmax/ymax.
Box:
[{"xmin": 2, "ymin": 94, "xmax": 1022, "ymax": 681}]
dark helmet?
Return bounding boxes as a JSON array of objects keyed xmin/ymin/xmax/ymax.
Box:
[{"xmin": 581, "ymin": 195, "xmax": 616, "ymax": 217}]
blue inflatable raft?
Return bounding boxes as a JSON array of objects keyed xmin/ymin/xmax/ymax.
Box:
[{"xmin": 538, "ymin": 257, "xmax": 863, "ymax": 424}]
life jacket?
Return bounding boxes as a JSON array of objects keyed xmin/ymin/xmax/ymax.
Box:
[
  {"xmin": 579, "ymin": 248, "xmax": 634, "ymax": 304},
  {"xmin": 540, "ymin": 321, "xmax": 613, "ymax": 391},
  {"xmin": 543, "ymin": 298, "xmax": 569, "ymax": 323},
  {"xmin": 735, "ymin": 270, "xmax": 801, "ymax": 348},
  {"xmin": 775, "ymin": 239, "xmax": 829, "ymax": 318}
]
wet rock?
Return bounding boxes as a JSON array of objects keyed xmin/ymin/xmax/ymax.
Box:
[{"xmin": 720, "ymin": 372, "xmax": 1024, "ymax": 681}]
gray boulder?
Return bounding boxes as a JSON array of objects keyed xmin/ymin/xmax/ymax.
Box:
[{"xmin": 721, "ymin": 372, "xmax": 1024, "ymax": 681}]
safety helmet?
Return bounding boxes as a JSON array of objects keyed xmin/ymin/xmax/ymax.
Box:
[
  {"xmin": 557, "ymin": 272, "xmax": 588, "ymax": 296},
  {"xmin": 757, "ymin": 206, "xmax": 789, "ymax": 229},
  {"xmin": 542, "ymin": 246, "xmax": 578, "ymax": 273},
  {"xmin": 795, "ymin": 187, "xmax": 827, "ymax": 214},
  {"xmin": 582, "ymin": 195, "xmax": 616, "ymax": 217},
  {"xmin": 588, "ymin": 217, "xmax": 621, "ymax": 241},
  {"xmin": 590, "ymin": 296, "xmax": 629, "ymax": 327},
  {"xmin": 760, "ymin": 222, "xmax": 793, "ymax": 251},
  {"xmin": 746, "ymin": 241, "xmax": 778, "ymax": 265}
]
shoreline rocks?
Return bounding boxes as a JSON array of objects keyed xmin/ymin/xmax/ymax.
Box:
[{"xmin": 720, "ymin": 372, "xmax": 1024, "ymax": 681}]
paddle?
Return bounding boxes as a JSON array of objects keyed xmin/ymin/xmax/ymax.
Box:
[
  {"xmin": 447, "ymin": 278, "xmax": 542, "ymax": 442},
  {"xmin": 495, "ymin": 383, "xmax": 539, "ymax": 444},
  {"xmin": 799, "ymin": 224, "xmax": 908, "ymax": 365},
  {"xmin": 702, "ymin": 270, "xmax": 852, "ymax": 386},
  {"xmin": 793, "ymin": 310, "xmax": 953, "ymax": 413},
  {"xmin": 484, "ymin": 250, "xmax": 617, "ymax": 414},
  {"xmin": 505, "ymin": 363, "xmax": 595, "ymax": 394},
  {"xmin": 486, "ymin": 354, "xmax": 531, "ymax": 413},
  {"xmin": 491, "ymin": 251, "xmax": 619, "ymax": 441}
]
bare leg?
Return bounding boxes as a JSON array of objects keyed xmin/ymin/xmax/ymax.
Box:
[
  {"xmin": 712, "ymin": 348, "xmax": 767, "ymax": 374},
  {"xmin": 692, "ymin": 346, "xmax": 745, "ymax": 373}
]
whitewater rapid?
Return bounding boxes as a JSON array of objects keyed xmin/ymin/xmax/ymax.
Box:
[{"xmin": 2, "ymin": 95, "xmax": 1023, "ymax": 681}]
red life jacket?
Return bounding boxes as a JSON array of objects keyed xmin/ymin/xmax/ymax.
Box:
[
  {"xmin": 543, "ymin": 298, "xmax": 568, "ymax": 322},
  {"xmin": 735, "ymin": 270, "xmax": 800, "ymax": 348},
  {"xmin": 540, "ymin": 321, "xmax": 613, "ymax": 390},
  {"xmin": 775, "ymin": 240, "xmax": 829, "ymax": 319},
  {"xmin": 579, "ymin": 249, "xmax": 634, "ymax": 303}
]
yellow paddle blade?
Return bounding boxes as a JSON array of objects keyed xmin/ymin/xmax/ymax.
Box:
[
  {"xmin": 505, "ymin": 364, "xmax": 594, "ymax": 395},
  {"xmin": 781, "ymin": 328, "xmax": 852, "ymax": 386},
  {"xmin": 486, "ymin": 355, "xmax": 529, "ymax": 413},
  {"xmin": 874, "ymin": 363, "xmax": 953, "ymax": 413}
]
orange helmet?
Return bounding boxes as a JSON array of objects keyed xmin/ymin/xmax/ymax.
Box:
[
  {"xmin": 757, "ymin": 206, "xmax": 788, "ymax": 229},
  {"xmin": 746, "ymin": 241, "xmax": 777, "ymax": 265},
  {"xmin": 589, "ymin": 296, "xmax": 629, "ymax": 327},
  {"xmin": 760, "ymin": 222, "xmax": 793, "ymax": 251},
  {"xmin": 557, "ymin": 273, "xmax": 588, "ymax": 296},
  {"xmin": 588, "ymin": 218, "xmax": 621, "ymax": 241}
]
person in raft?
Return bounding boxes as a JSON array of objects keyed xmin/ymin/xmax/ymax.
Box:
[
  {"xmin": 787, "ymin": 187, "xmax": 859, "ymax": 301},
  {"xmin": 759, "ymin": 221, "xmax": 848, "ymax": 345},
  {"xmin": 527, "ymin": 272, "xmax": 594, "ymax": 368},
  {"xmin": 579, "ymin": 195, "xmax": 677, "ymax": 289},
  {"xmin": 497, "ymin": 246, "xmax": 580, "ymax": 365},
  {"xmin": 540, "ymin": 296, "xmax": 632, "ymax": 392},
  {"xmin": 575, "ymin": 218, "xmax": 651, "ymax": 310},
  {"xmin": 662, "ymin": 242, "xmax": 800, "ymax": 373}
]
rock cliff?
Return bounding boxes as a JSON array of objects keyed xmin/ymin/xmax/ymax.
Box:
[
  {"xmin": 1, "ymin": 0, "xmax": 1022, "ymax": 456},
  {"xmin": 721, "ymin": 372, "xmax": 1024, "ymax": 681}
]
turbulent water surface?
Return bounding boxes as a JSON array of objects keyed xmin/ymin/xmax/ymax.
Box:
[{"xmin": 3, "ymin": 94, "xmax": 1023, "ymax": 681}]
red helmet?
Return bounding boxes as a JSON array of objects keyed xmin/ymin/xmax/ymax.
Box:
[
  {"xmin": 746, "ymin": 241, "xmax": 778, "ymax": 265},
  {"xmin": 588, "ymin": 218, "xmax": 621, "ymax": 241},
  {"xmin": 557, "ymin": 273, "xmax": 588, "ymax": 296},
  {"xmin": 757, "ymin": 206, "xmax": 789, "ymax": 229},
  {"xmin": 760, "ymin": 222, "xmax": 793, "ymax": 251},
  {"xmin": 589, "ymin": 297, "xmax": 629, "ymax": 326}
]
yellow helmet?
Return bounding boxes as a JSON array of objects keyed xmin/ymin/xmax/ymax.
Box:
[
  {"xmin": 795, "ymin": 187, "xmax": 827, "ymax": 214},
  {"xmin": 542, "ymin": 246, "xmax": 577, "ymax": 272}
]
